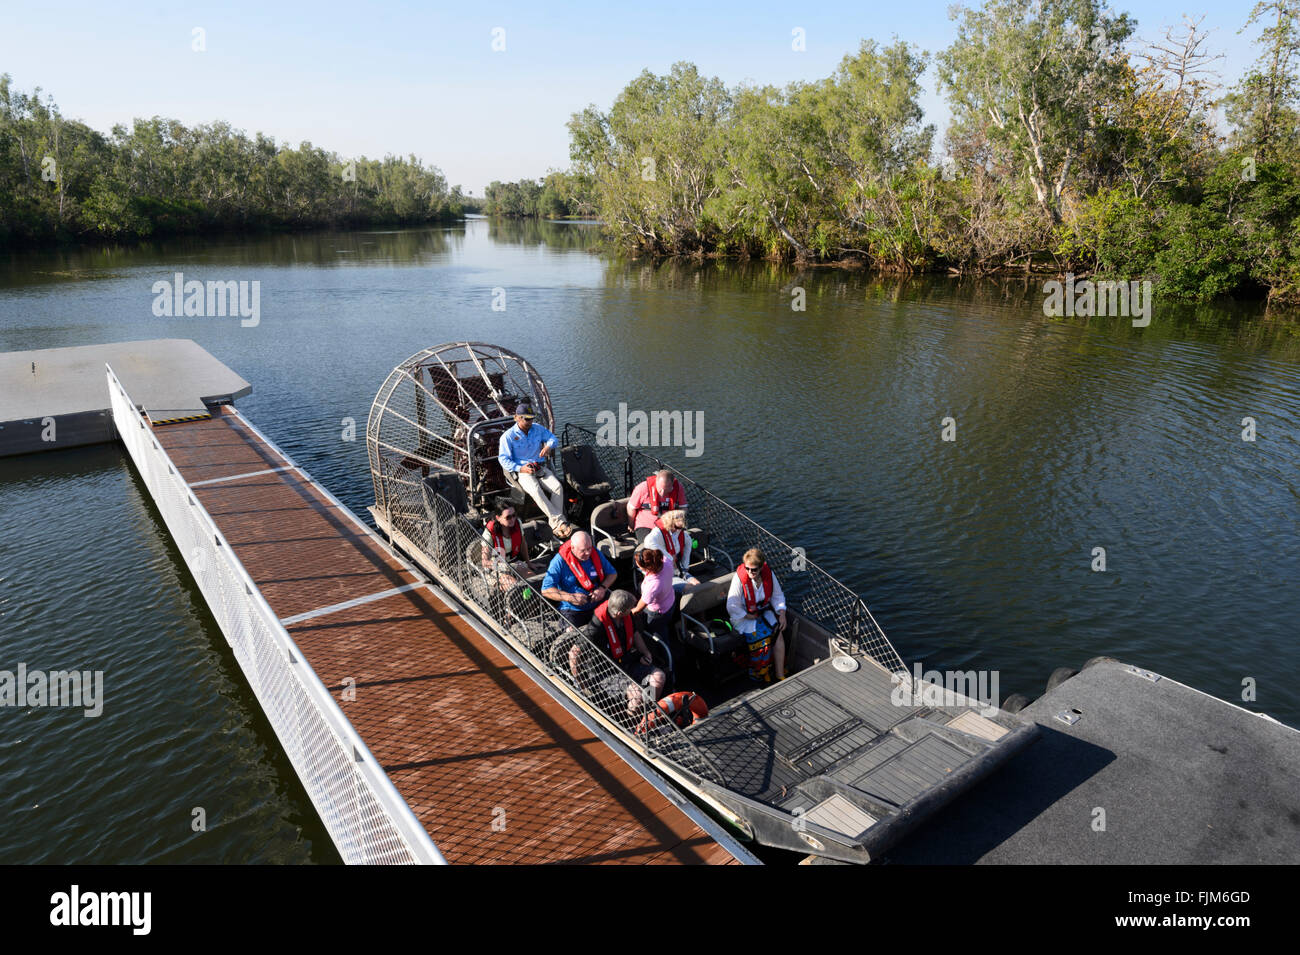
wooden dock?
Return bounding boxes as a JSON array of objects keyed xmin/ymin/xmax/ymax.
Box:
[{"xmin": 146, "ymin": 404, "xmax": 748, "ymax": 864}]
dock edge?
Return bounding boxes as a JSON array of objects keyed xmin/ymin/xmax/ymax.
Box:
[{"xmin": 106, "ymin": 363, "xmax": 445, "ymax": 865}]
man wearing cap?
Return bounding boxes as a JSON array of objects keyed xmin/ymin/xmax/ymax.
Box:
[{"xmin": 497, "ymin": 402, "xmax": 574, "ymax": 537}]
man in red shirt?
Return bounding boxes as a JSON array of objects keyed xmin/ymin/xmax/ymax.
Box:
[{"xmin": 625, "ymin": 468, "xmax": 687, "ymax": 544}]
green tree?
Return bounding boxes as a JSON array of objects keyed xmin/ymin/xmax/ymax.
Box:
[
  {"xmin": 569, "ymin": 62, "xmax": 731, "ymax": 252},
  {"xmin": 0, "ymin": 74, "xmax": 464, "ymax": 243},
  {"xmin": 1225, "ymin": 0, "xmax": 1300, "ymax": 161},
  {"xmin": 937, "ymin": 0, "xmax": 1136, "ymax": 224}
]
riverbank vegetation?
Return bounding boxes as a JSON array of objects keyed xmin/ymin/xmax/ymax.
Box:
[
  {"xmin": 4, "ymin": 0, "xmax": 1297, "ymax": 304},
  {"xmin": 482, "ymin": 170, "xmax": 598, "ymax": 219},
  {"xmin": 0, "ymin": 74, "xmax": 467, "ymax": 244},
  {"xmin": 567, "ymin": 0, "xmax": 1300, "ymax": 303}
]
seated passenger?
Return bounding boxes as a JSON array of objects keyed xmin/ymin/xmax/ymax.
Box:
[
  {"xmin": 641, "ymin": 509, "xmax": 700, "ymax": 590},
  {"xmin": 497, "ymin": 403, "xmax": 575, "ymax": 538},
  {"xmin": 726, "ymin": 547, "xmax": 788, "ymax": 683},
  {"xmin": 630, "ymin": 546, "xmax": 677, "ymax": 649},
  {"xmin": 541, "ymin": 531, "xmax": 616, "ymax": 627},
  {"xmin": 626, "ymin": 468, "xmax": 687, "ymax": 544},
  {"xmin": 481, "ymin": 501, "xmax": 539, "ymax": 589},
  {"xmin": 569, "ymin": 590, "xmax": 666, "ymax": 717}
]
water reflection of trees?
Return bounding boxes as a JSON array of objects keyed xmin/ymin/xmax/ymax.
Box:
[
  {"xmin": 0, "ymin": 226, "xmax": 468, "ymax": 287},
  {"xmin": 484, "ymin": 217, "xmax": 605, "ymax": 251},
  {"xmin": 596, "ymin": 257, "xmax": 1300, "ymax": 356}
]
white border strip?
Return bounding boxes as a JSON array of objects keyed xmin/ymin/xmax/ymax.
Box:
[
  {"xmin": 281, "ymin": 581, "xmax": 429, "ymax": 626},
  {"xmin": 190, "ymin": 465, "xmax": 300, "ymax": 487}
]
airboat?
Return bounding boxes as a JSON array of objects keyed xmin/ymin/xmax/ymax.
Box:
[{"xmin": 366, "ymin": 342, "xmax": 1037, "ymax": 863}]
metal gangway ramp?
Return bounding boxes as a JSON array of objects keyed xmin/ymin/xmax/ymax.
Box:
[{"xmin": 107, "ymin": 365, "xmax": 753, "ymax": 865}]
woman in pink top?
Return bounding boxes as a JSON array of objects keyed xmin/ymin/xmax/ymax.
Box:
[{"xmin": 632, "ymin": 546, "xmax": 676, "ymax": 648}]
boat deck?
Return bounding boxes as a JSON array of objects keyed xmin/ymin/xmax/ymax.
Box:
[
  {"xmin": 682, "ymin": 649, "xmax": 1038, "ymax": 860},
  {"xmin": 149, "ymin": 406, "xmax": 745, "ymax": 864}
]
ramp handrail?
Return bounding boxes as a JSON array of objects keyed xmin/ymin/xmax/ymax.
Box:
[{"xmin": 107, "ymin": 364, "xmax": 444, "ymax": 865}]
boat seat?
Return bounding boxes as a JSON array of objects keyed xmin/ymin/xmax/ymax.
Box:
[
  {"xmin": 561, "ymin": 444, "xmax": 612, "ymax": 499},
  {"xmin": 465, "ymin": 537, "xmax": 491, "ymax": 571},
  {"xmin": 681, "ymin": 527, "xmax": 720, "ymax": 575},
  {"xmin": 500, "ymin": 583, "xmax": 549, "ymax": 646},
  {"xmin": 422, "ymin": 473, "xmax": 469, "ymax": 519},
  {"xmin": 521, "ymin": 518, "xmax": 554, "ymax": 557},
  {"xmin": 519, "ymin": 520, "xmax": 553, "ymax": 585},
  {"xmin": 678, "ymin": 572, "xmax": 731, "ymax": 617},
  {"xmin": 590, "ymin": 498, "xmax": 638, "ymax": 563},
  {"xmin": 678, "ymin": 572, "xmax": 743, "ymax": 655},
  {"xmin": 462, "ymin": 539, "xmax": 498, "ymax": 607},
  {"xmin": 550, "ymin": 625, "xmax": 668, "ymax": 717},
  {"xmin": 549, "ymin": 628, "xmax": 597, "ymax": 695},
  {"xmin": 498, "ymin": 469, "xmax": 531, "ymax": 512},
  {"xmin": 632, "ymin": 528, "xmax": 719, "ymax": 586},
  {"xmin": 465, "ymin": 534, "xmax": 553, "ymax": 643}
]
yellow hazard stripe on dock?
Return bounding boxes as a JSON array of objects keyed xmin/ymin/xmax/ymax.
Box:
[{"xmin": 150, "ymin": 413, "xmax": 212, "ymax": 427}]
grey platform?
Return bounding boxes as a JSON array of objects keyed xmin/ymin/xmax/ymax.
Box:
[
  {"xmin": 0, "ymin": 339, "xmax": 250, "ymax": 457},
  {"xmin": 880, "ymin": 659, "xmax": 1300, "ymax": 864}
]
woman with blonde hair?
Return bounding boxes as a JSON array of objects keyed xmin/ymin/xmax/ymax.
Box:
[
  {"xmin": 726, "ymin": 547, "xmax": 788, "ymax": 683},
  {"xmin": 640, "ymin": 508, "xmax": 699, "ymax": 590}
]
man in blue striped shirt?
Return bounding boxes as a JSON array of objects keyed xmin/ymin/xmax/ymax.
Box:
[{"xmin": 497, "ymin": 403, "xmax": 574, "ymax": 536}]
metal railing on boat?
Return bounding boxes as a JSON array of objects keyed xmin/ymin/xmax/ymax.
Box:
[
  {"xmin": 372, "ymin": 459, "xmax": 728, "ymax": 788},
  {"xmin": 561, "ymin": 424, "xmax": 907, "ymax": 678}
]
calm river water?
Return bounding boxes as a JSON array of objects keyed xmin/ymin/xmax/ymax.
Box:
[{"xmin": 1, "ymin": 217, "xmax": 1297, "ymax": 862}]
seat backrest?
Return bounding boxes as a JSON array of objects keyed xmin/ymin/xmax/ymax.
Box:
[
  {"xmin": 521, "ymin": 519, "xmax": 552, "ymax": 555},
  {"xmin": 679, "ymin": 572, "xmax": 734, "ymax": 619},
  {"xmin": 590, "ymin": 497, "xmax": 629, "ymax": 535},
  {"xmin": 466, "ymin": 538, "xmax": 489, "ymax": 565},
  {"xmin": 561, "ymin": 444, "xmax": 610, "ymax": 487},
  {"xmin": 423, "ymin": 473, "xmax": 469, "ymax": 516}
]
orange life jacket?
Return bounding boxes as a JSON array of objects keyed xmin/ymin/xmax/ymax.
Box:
[
  {"xmin": 486, "ymin": 518, "xmax": 524, "ymax": 560},
  {"xmin": 639, "ymin": 691, "xmax": 708, "ymax": 732},
  {"xmin": 654, "ymin": 518, "xmax": 686, "ymax": 568},
  {"xmin": 558, "ymin": 540, "xmax": 601, "ymax": 591},
  {"xmin": 640, "ymin": 475, "xmax": 684, "ymax": 516},
  {"xmin": 593, "ymin": 600, "xmax": 634, "ymax": 661},
  {"xmin": 737, "ymin": 562, "xmax": 775, "ymax": 614}
]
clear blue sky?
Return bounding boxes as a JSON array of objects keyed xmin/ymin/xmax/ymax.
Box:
[{"xmin": 0, "ymin": 0, "xmax": 1264, "ymax": 194}]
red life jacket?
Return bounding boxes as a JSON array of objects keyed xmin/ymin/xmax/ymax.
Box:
[
  {"xmin": 654, "ymin": 518, "xmax": 686, "ymax": 568},
  {"xmin": 486, "ymin": 518, "xmax": 524, "ymax": 560},
  {"xmin": 641, "ymin": 475, "xmax": 683, "ymax": 516},
  {"xmin": 737, "ymin": 562, "xmax": 775, "ymax": 614},
  {"xmin": 559, "ymin": 540, "xmax": 601, "ymax": 591},
  {"xmin": 638, "ymin": 691, "xmax": 708, "ymax": 732},
  {"xmin": 593, "ymin": 600, "xmax": 634, "ymax": 661}
]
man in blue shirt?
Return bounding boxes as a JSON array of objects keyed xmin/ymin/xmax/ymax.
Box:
[
  {"xmin": 497, "ymin": 403, "xmax": 574, "ymax": 536},
  {"xmin": 541, "ymin": 531, "xmax": 617, "ymax": 627}
]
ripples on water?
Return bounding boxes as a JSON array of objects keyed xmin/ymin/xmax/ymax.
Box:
[
  {"xmin": 0, "ymin": 447, "xmax": 336, "ymax": 863},
  {"xmin": 1, "ymin": 219, "xmax": 1297, "ymax": 862}
]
